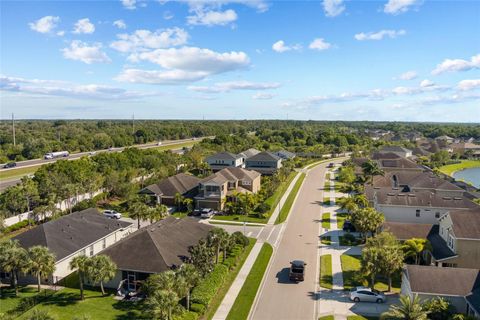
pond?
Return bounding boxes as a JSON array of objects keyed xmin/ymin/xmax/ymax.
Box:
[{"xmin": 453, "ymin": 167, "xmax": 480, "ymax": 188}]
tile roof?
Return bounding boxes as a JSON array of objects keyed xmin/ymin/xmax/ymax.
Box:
[
  {"xmin": 406, "ymin": 265, "xmax": 480, "ymax": 296},
  {"xmin": 142, "ymin": 173, "xmax": 201, "ymax": 197},
  {"xmin": 201, "ymin": 167, "xmax": 260, "ymax": 185},
  {"xmin": 101, "ymin": 217, "xmax": 213, "ymax": 273},
  {"xmin": 449, "ymin": 209, "xmax": 480, "ymax": 239},
  {"xmin": 13, "ymin": 208, "xmax": 132, "ymax": 261}
]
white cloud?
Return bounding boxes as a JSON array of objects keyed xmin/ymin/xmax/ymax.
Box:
[
  {"xmin": 187, "ymin": 9, "xmax": 238, "ymax": 26},
  {"xmin": 396, "ymin": 70, "xmax": 417, "ymax": 80},
  {"xmin": 163, "ymin": 11, "xmax": 174, "ymax": 20},
  {"xmin": 354, "ymin": 29, "xmax": 406, "ymax": 41},
  {"xmin": 29, "ymin": 16, "xmax": 60, "ymax": 34},
  {"xmin": 57, "ymin": 31, "xmax": 65, "ymax": 36},
  {"xmin": 322, "ymin": 0, "xmax": 345, "ymax": 17},
  {"xmin": 113, "ymin": 20, "xmax": 127, "ymax": 29},
  {"xmin": 457, "ymin": 79, "xmax": 480, "ymax": 91},
  {"xmin": 115, "ymin": 69, "xmax": 209, "ymax": 84},
  {"xmin": 309, "ymin": 38, "xmax": 332, "ymax": 51},
  {"xmin": 272, "ymin": 40, "xmax": 301, "ymax": 53},
  {"xmin": 253, "ymin": 92, "xmax": 275, "ymax": 100},
  {"xmin": 420, "ymin": 79, "xmax": 434, "ymax": 87},
  {"xmin": 384, "ymin": 0, "xmax": 422, "ymax": 15},
  {"xmin": 421, "ymin": 93, "xmax": 480, "ymax": 105},
  {"xmin": 432, "ymin": 54, "xmax": 480, "ymax": 75},
  {"xmin": 0, "ymin": 75, "xmax": 157, "ymax": 100},
  {"xmin": 62, "ymin": 41, "xmax": 111, "ymax": 64},
  {"xmin": 188, "ymin": 81, "xmax": 280, "ymax": 93},
  {"xmin": 175, "ymin": 0, "xmax": 269, "ymax": 13},
  {"xmin": 110, "ymin": 28, "xmax": 188, "ymax": 53},
  {"xmin": 73, "ymin": 18, "xmax": 95, "ymax": 34},
  {"xmin": 121, "ymin": 0, "xmax": 137, "ymax": 9}
]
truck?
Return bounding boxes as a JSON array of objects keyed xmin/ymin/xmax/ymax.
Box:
[
  {"xmin": 289, "ymin": 260, "xmax": 306, "ymax": 282},
  {"xmin": 44, "ymin": 151, "xmax": 69, "ymax": 159}
]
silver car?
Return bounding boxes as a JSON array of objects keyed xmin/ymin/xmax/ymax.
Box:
[{"xmin": 349, "ymin": 287, "xmax": 386, "ymax": 303}]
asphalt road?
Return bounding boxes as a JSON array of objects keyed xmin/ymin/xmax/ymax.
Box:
[
  {"xmin": 0, "ymin": 136, "xmax": 212, "ymax": 170},
  {"xmin": 250, "ymin": 159, "xmax": 344, "ymax": 320}
]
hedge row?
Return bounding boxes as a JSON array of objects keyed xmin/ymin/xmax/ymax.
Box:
[
  {"xmin": 2, "ymin": 219, "xmax": 34, "ymax": 233},
  {"xmin": 191, "ymin": 264, "xmax": 229, "ymax": 307}
]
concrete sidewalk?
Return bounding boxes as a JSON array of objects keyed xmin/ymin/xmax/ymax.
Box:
[
  {"xmin": 266, "ymin": 171, "xmax": 302, "ymax": 225},
  {"xmin": 212, "ymin": 241, "xmax": 264, "ymax": 320}
]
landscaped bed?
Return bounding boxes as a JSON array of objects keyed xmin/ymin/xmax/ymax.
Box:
[
  {"xmin": 320, "ymin": 255, "xmax": 333, "ymax": 289},
  {"xmin": 339, "ymin": 234, "xmax": 361, "ymax": 246},
  {"xmin": 336, "ymin": 212, "xmax": 348, "ymax": 229},
  {"xmin": 323, "ymin": 198, "xmax": 331, "ymax": 206},
  {"xmin": 320, "ymin": 236, "xmax": 332, "ymax": 245}
]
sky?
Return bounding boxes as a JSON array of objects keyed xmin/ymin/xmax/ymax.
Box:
[{"xmin": 0, "ymin": 0, "xmax": 479, "ymax": 121}]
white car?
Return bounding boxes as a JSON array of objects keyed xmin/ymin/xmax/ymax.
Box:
[
  {"xmin": 349, "ymin": 287, "xmax": 386, "ymax": 303},
  {"xmin": 157, "ymin": 141, "xmax": 162, "ymax": 146},
  {"xmin": 103, "ymin": 210, "xmax": 122, "ymax": 219},
  {"xmin": 200, "ymin": 208, "xmax": 214, "ymax": 219}
]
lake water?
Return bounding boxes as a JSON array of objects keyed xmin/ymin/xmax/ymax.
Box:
[{"xmin": 453, "ymin": 167, "xmax": 480, "ymax": 188}]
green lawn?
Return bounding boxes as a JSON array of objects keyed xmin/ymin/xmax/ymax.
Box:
[
  {"xmin": 319, "ymin": 316, "xmax": 335, "ymax": 320},
  {"xmin": 276, "ymin": 172, "xmax": 306, "ymax": 224},
  {"xmin": 340, "ymin": 255, "xmax": 401, "ymax": 292},
  {"xmin": 154, "ymin": 141, "xmax": 198, "ymax": 151},
  {"xmin": 320, "ymin": 255, "xmax": 333, "ymax": 289},
  {"xmin": 171, "ymin": 211, "xmax": 189, "ymax": 218},
  {"xmin": 211, "ymin": 214, "xmax": 268, "ymax": 224},
  {"xmin": 320, "ymin": 236, "xmax": 332, "ymax": 245},
  {"xmin": 347, "ymin": 316, "xmax": 379, "ymax": 320},
  {"xmin": 323, "ymin": 198, "xmax": 331, "ymax": 206},
  {"xmin": 324, "ymin": 181, "xmax": 331, "ymax": 190},
  {"xmin": 438, "ymin": 160, "xmax": 480, "ymax": 176},
  {"xmin": 321, "ymin": 212, "xmax": 331, "ymax": 229},
  {"xmin": 264, "ymin": 171, "xmax": 297, "ymax": 216},
  {"xmin": 226, "ymin": 243, "xmax": 273, "ymax": 320},
  {"xmin": 336, "ymin": 212, "xmax": 348, "ymax": 229},
  {"xmin": 0, "ymin": 165, "xmax": 41, "ymax": 181},
  {"xmin": 204, "ymin": 239, "xmax": 256, "ymax": 320},
  {"xmin": 0, "ymin": 286, "xmax": 53, "ymax": 315}
]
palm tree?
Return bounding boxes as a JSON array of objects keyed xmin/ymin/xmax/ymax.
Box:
[
  {"xmin": 148, "ymin": 205, "xmax": 168, "ymax": 223},
  {"xmin": 189, "ymin": 239, "xmax": 214, "ymax": 276},
  {"xmin": 381, "ymin": 294, "xmax": 429, "ymax": 320},
  {"xmin": 353, "ymin": 194, "xmax": 369, "ymax": 208},
  {"xmin": 182, "ymin": 198, "xmax": 194, "ymax": 213},
  {"xmin": 174, "ymin": 193, "xmax": 185, "ymax": 210},
  {"xmin": 362, "ymin": 159, "xmax": 384, "ymax": 184},
  {"xmin": 87, "ymin": 255, "xmax": 117, "ymax": 295},
  {"xmin": 337, "ymin": 197, "xmax": 358, "ymax": 213},
  {"xmin": 350, "ymin": 207, "xmax": 385, "ymax": 241},
  {"xmin": 402, "ymin": 238, "xmax": 432, "ymax": 265},
  {"xmin": 70, "ymin": 255, "xmax": 89, "ymax": 300},
  {"xmin": 145, "ymin": 289, "xmax": 178, "ymax": 320},
  {"xmin": 129, "ymin": 201, "xmax": 149, "ymax": 229},
  {"xmin": 27, "ymin": 246, "xmax": 56, "ymax": 292},
  {"xmin": 0, "ymin": 240, "xmax": 29, "ymax": 296},
  {"xmin": 207, "ymin": 228, "xmax": 229, "ymax": 264},
  {"xmin": 176, "ymin": 264, "xmax": 199, "ymax": 311}
]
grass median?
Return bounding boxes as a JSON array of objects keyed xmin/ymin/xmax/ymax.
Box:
[
  {"xmin": 226, "ymin": 243, "xmax": 273, "ymax": 320},
  {"xmin": 276, "ymin": 172, "xmax": 306, "ymax": 224},
  {"xmin": 320, "ymin": 254, "xmax": 333, "ymax": 289},
  {"xmin": 0, "ymin": 165, "xmax": 41, "ymax": 181}
]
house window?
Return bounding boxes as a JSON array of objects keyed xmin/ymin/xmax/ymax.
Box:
[
  {"xmin": 415, "ymin": 209, "xmax": 421, "ymax": 217},
  {"xmin": 102, "ymin": 238, "xmax": 106, "ymax": 250},
  {"xmin": 435, "ymin": 212, "xmax": 440, "ymax": 218},
  {"xmin": 83, "ymin": 249, "xmax": 87, "ymax": 256},
  {"xmin": 89, "ymin": 245, "xmax": 94, "ymax": 256},
  {"xmin": 242, "ymin": 180, "xmax": 251, "ymax": 185}
]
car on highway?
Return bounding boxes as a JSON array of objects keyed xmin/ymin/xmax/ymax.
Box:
[
  {"xmin": 342, "ymin": 220, "xmax": 356, "ymax": 232},
  {"xmin": 349, "ymin": 287, "xmax": 386, "ymax": 303},
  {"xmin": 103, "ymin": 210, "xmax": 122, "ymax": 219},
  {"xmin": 289, "ymin": 260, "xmax": 306, "ymax": 282},
  {"xmin": 200, "ymin": 208, "xmax": 214, "ymax": 219},
  {"xmin": 157, "ymin": 141, "xmax": 162, "ymax": 146},
  {"xmin": 89, "ymin": 151, "xmax": 97, "ymax": 156},
  {"xmin": 3, "ymin": 162, "xmax": 17, "ymax": 168}
]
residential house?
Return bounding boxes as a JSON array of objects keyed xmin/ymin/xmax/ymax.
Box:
[
  {"xmin": 274, "ymin": 150, "xmax": 296, "ymax": 160},
  {"xmin": 102, "ymin": 217, "xmax": 213, "ymax": 291},
  {"xmin": 238, "ymin": 148, "xmax": 261, "ymax": 161},
  {"xmin": 435, "ymin": 135, "xmax": 455, "ymax": 144},
  {"xmin": 5, "ymin": 208, "xmax": 133, "ymax": 284},
  {"xmin": 371, "ymin": 152, "xmax": 423, "ymax": 172},
  {"xmin": 245, "ymin": 151, "xmax": 282, "ymax": 175},
  {"xmin": 139, "ymin": 173, "xmax": 201, "ymax": 206},
  {"xmin": 205, "ymin": 152, "xmax": 244, "ymax": 171},
  {"xmin": 401, "ymin": 265, "xmax": 480, "ymax": 317},
  {"xmin": 378, "ymin": 146, "xmax": 413, "ymax": 158},
  {"xmin": 437, "ymin": 209, "xmax": 480, "ymax": 269},
  {"xmin": 195, "ymin": 167, "xmax": 261, "ymax": 210}
]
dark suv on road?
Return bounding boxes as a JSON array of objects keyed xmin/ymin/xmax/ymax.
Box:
[
  {"xmin": 289, "ymin": 260, "xmax": 306, "ymax": 282},
  {"xmin": 3, "ymin": 162, "xmax": 16, "ymax": 168}
]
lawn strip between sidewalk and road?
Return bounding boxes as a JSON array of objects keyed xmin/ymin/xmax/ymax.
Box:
[
  {"xmin": 208, "ymin": 221, "xmax": 264, "ymax": 227},
  {"xmin": 276, "ymin": 172, "xmax": 306, "ymax": 224},
  {"xmin": 320, "ymin": 254, "xmax": 333, "ymax": 289},
  {"xmin": 321, "ymin": 212, "xmax": 331, "ymax": 229},
  {"xmin": 226, "ymin": 243, "xmax": 273, "ymax": 320}
]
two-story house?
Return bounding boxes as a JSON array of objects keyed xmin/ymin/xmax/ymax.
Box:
[
  {"xmin": 139, "ymin": 173, "xmax": 201, "ymax": 206},
  {"xmin": 195, "ymin": 167, "xmax": 261, "ymax": 210},
  {"xmin": 245, "ymin": 151, "xmax": 282, "ymax": 175},
  {"xmin": 4, "ymin": 208, "xmax": 134, "ymax": 285},
  {"xmin": 205, "ymin": 152, "xmax": 245, "ymax": 171}
]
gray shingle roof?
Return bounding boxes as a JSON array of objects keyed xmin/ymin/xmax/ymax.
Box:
[
  {"xmin": 238, "ymin": 148, "xmax": 261, "ymax": 159},
  {"xmin": 13, "ymin": 208, "xmax": 132, "ymax": 261},
  {"xmin": 246, "ymin": 151, "xmax": 281, "ymax": 162},
  {"xmin": 449, "ymin": 209, "xmax": 480, "ymax": 239},
  {"xmin": 201, "ymin": 167, "xmax": 260, "ymax": 185},
  {"xmin": 382, "ymin": 222, "xmax": 436, "ymax": 240},
  {"xmin": 101, "ymin": 217, "xmax": 213, "ymax": 273},
  {"xmin": 380, "ymin": 146, "xmax": 412, "ymax": 153},
  {"xmin": 406, "ymin": 265, "xmax": 480, "ymax": 296},
  {"xmin": 374, "ymin": 189, "xmax": 477, "ymax": 209},
  {"xmin": 206, "ymin": 152, "xmax": 241, "ymax": 161},
  {"xmin": 141, "ymin": 173, "xmax": 201, "ymax": 197}
]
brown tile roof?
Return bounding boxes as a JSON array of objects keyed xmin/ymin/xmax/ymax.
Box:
[
  {"xmin": 142, "ymin": 173, "xmax": 201, "ymax": 197},
  {"xmin": 13, "ymin": 208, "xmax": 132, "ymax": 261},
  {"xmin": 201, "ymin": 167, "xmax": 260, "ymax": 185},
  {"xmin": 101, "ymin": 217, "xmax": 213, "ymax": 273},
  {"xmin": 406, "ymin": 265, "xmax": 480, "ymax": 296},
  {"xmin": 449, "ymin": 209, "xmax": 480, "ymax": 239}
]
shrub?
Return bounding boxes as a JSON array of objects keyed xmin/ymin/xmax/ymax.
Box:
[
  {"xmin": 191, "ymin": 264, "xmax": 229, "ymax": 307},
  {"xmin": 255, "ymin": 202, "xmax": 270, "ymax": 213},
  {"xmin": 231, "ymin": 231, "xmax": 249, "ymax": 247},
  {"xmin": 3, "ymin": 219, "xmax": 34, "ymax": 233},
  {"xmin": 174, "ymin": 311, "xmax": 198, "ymax": 320},
  {"xmin": 190, "ymin": 303, "xmax": 205, "ymax": 314},
  {"xmin": 72, "ymin": 199, "xmax": 96, "ymax": 212}
]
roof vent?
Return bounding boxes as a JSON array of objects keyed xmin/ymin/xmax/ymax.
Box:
[
  {"xmin": 453, "ymin": 197, "xmax": 462, "ymax": 200},
  {"xmin": 387, "ymin": 193, "xmax": 395, "ymax": 196},
  {"xmin": 408, "ymin": 194, "xmax": 416, "ymax": 197},
  {"xmin": 443, "ymin": 197, "xmax": 452, "ymax": 200},
  {"xmin": 397, "ymin": 194, "xmax": 406, "ymax": 197}
]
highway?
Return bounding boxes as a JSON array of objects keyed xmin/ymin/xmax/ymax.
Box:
[{"xmin": 250, "ymin": 158, "xmax": 344, "ymax": 320}]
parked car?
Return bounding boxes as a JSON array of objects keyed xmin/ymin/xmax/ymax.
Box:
[
  {"xmin": 200, "ymin": 208, "xmax": 213, "ymax": 219},
  {"xmin": 349, "ymin": 287, "xmax": 386, "ymax": 303},
  {"xmin": 103, "ymin": 210, "xmax": 122, "ymax": 219},
  {"xmin": 343, "ymin": 220, "xmax": 356, "ymax": 232},
  {"xmin": 328, "ymin": 162, "xmax": 335, "ymax": 168},
  {"xmin": 3, "ymin": 162, "xmax": 16, "ymax": 168},
  {"xmin": 289, "ymin": 260, "xmax": 306, "ymax": 282}
]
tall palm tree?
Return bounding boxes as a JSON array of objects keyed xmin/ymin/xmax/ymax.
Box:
[
  {"xmin": 129, "ymin": 201, "xmax": 149, "ymax": 229},
  {"xmin": 337, "ymin": 197, "xmax": 358, "ymax": 213},
  {"xmin": 362, "ymin": 160, "xmax": 384, "ymax": 184},
  {"xmin": 403, "ymin": 238, "xmax": 432, "ymax": 265},
  {"xmin": 145, "ymin": 289, "xmax": 178, "ymax": 320},
  {"xmin": 176, "ymin": 264, "xmax": 199, "ymax": 311},
  {"xmin": 70, "ymin": 255, "xmax": 89, "ymax": 300},
  {"xmin": 174, "ymin": 193, "xmax": 185, "ymax": 210},
  {"xmin": 87, "ymin": 255, "xmax": 117, "ymax": 295},
  {"xmin": 353, "ymin": 194, "xmax": 369, "ymax": 208},
  {"xmin": 381, "ymin": 294, "xmax": 429, "ymax": 320},
  {"xmin": 27, "ymin": 246, "xmax": 56, "ymax": 292},
  {"xmin": 0, "ymin": 240, "xmax": 29, "ymax": 296},
  {"xmin": 148, "ymin": 205, "xmax": 168, "ymax": 223}
]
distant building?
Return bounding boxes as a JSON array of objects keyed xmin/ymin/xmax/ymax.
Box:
[
  {"xmin": 238, "ymin": 148, "xmax": 261, "ymax": 161},
  {"xmin": 139, "ymin": 173, "xmax": 201, "ymax": 206},
  {"xmin": 274, "ymin": 150, "xmax": 296, "ymax": 160},
  {"xmin": 378, "ymin": 146, "xmax": 413, "ymax": 158},
  {"xmin": 245, "ymin": 151, "xmax": 282, "ymax": 175},
  {"xmin": 435, "ymin": 135, "xmax": 454, "ymax": 144},
  {"xmin": 205, "ymin": 152, "xmax": 244, "ymax": 171}
]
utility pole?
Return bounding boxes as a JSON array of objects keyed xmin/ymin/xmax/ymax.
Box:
[{"xmin": 12, "ymin": 113, "xmax": 16, "ymax": 146}]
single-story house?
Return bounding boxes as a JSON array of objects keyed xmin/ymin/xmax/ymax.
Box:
[
  {"xmin": 401, "ymin": 265, "xmax": 480, "ymax": 317},
  {"xmin": 139, "ymin": 173, "xmax": 202, "ymax": 206},
  {"xmin": 205, "ymin": 152, "xmax": 244, "ymax": 171},
  {"xmin": 4, "ymin": 208, "xmax": 133, "ymax": 284},
  {"xmin": 101, "ymin": 217, "xmax": 213, "ymax": 291},
  {"xmin": 245, "ymin": 151, "xmax": 282, "ymax": 175}
]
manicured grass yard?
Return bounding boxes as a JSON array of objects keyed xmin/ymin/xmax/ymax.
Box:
[
  {"xmin": 324, "ymin": 181, "xmax": 331, "ymax": 190},
  {"xmin": 321, "ymin": 212, "xmax": 331, "ymax": 229},
  {"xmin": 211, "ymin": 214, "xmax": 268, "ymax": 224},
  {"xmin": 336, "ymin": 212, "xmax": 348, "ymax": 229},
  {"xmin": 340, "ymin": 255, "xmax": 401, "ymax": 292},
  {"xmin": 438, "ymin": 160, "xmax": 480, "ymax": 176},
  {"xmin": 319, "ymin": 316, "xmax": 335, "ymax": 320},
  {"xmin": 276, "ymin": 173, "xmax": 306, "ymax": 224},
  {"xmin": 226, "ymin": 243, "xmax": 273, "ymax": 320},
  {"xmin": 0, "ymin": 286, "xmax": 52, "ymax": 315},
  {"xmin": 320, "ymin": 255, "xmax": 333, "ymax": 289},
  {"xmin": 208, "ymin": 221, "xmax": 263, "ymax": 227}
]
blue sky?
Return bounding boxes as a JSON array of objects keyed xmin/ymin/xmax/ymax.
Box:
[{"xmin": 1, "ymin": 0, "xmax": 479, "ymax": 121}]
